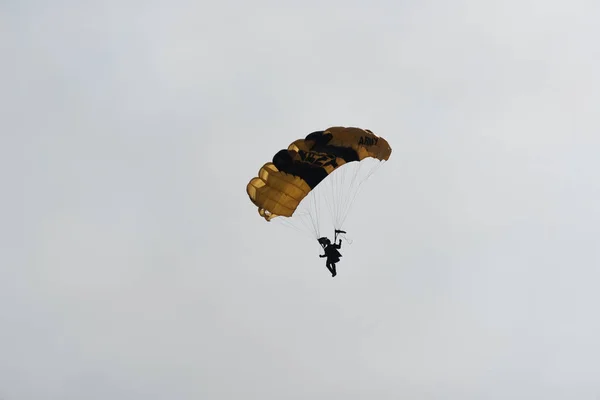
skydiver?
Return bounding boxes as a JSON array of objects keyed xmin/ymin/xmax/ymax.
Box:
[{"xmin": 318, "ymin": 237, "xmax": 342, "ymax": 277}]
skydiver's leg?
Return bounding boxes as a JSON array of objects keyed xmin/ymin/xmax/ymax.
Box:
[
  {"xmin": 326, "ymin": 261, "xmax": 335, "ymax": 276},
  {"xmin": 331, "ymin": 263, "xmax": 337, "ymax": 277}
]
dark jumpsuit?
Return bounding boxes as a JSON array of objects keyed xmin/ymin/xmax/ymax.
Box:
[{"xmin": 322, "ymin": 241, "xmax": 342, "ymax": 276}]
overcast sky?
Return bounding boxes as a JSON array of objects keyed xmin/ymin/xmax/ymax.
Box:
[{"xmin": 2, "ymin": 0, "xmax": 600, "ymax": 399}]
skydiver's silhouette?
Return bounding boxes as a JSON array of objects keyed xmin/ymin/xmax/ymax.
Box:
[{"xmin": 318, "ymin": 237, "xmax": 342, "ymax": 277}]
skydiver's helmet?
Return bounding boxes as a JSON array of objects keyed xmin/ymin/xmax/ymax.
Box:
[{"xmin": 318, "ymin": 237, "xmax": 331, "ymax": 247}]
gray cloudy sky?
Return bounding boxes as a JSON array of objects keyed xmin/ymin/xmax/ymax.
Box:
[{"xmin": 2, "ymin": 0, "xmax": 600, "ymax": 399}]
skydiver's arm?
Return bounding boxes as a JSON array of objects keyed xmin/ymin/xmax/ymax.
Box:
[{"xmin": 319, "ymin": 254, "xmax": 326, "ymax": 258}]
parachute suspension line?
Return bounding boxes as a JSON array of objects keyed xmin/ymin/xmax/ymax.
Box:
[
  {"xmin": 328, "ymin": 160, "xmax": 360, "ymax": 231},
  {"xmin": 277, "ymin": 183, "xmax": 327, "ymax": 240},
  {"xmin": 330, "ymin": 160, "xmax": 347, "ymax": 230},
  {"xmin": 320, "ymin": 163, "xmax": 348, "ymax": 234},
  {"xmin": 308, "ymin": 188, "xmax": 320, "ymax": 238},
  {"xmin": 277, "ymin": 211, "xmax": 306, "ymax": 237},
  {"xmin": 298, "ymin": 212, "xmax": 316, "ymax": 238},
  {"xmin": 279, "ymin": 216, "xmax": 308, "ymax": 237},
  {"xmin": 337, "ymin": 162, "xmax": 352, "ymax": 228},
  {"xmin": 337, "ymin": 161, "xmax": 362, "ymax": 229},
  {"xmin": 324, "ymin": 173, "xmax": 337, "ymax": 232},
  {"xmin": 338, "ymin": 159, "xmax": 385, "ymax": 229},
  {"xmin": 272, "ymin": 158, "xmax": 387, "ymax": 242},
  {"xmin": 315, "ymin": 185, "xmax": 323, "ymax": 238},
  {"xmin": 335, "ymin": 229, "xmax": 353, "ymax": 245},
  {"xmin": 330, "ymin": 164, "xmax": 341, "ymax": 229},
  {"xmin": 322, "ymin": 162, "xmax": 341, "ymax": 232},
  {"xmin": 331, "ymin": 166, "xmax": 340, "ymax": 229}
]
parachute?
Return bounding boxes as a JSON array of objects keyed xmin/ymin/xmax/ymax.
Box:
[{"xmin": 246, "ymin": 126, "xmax": 392, "ymax": 239}]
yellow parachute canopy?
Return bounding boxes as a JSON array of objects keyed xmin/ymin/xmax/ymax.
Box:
[{"xmin": 247, "ymin": 127, "xmax": 391, "ymax": 224}]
